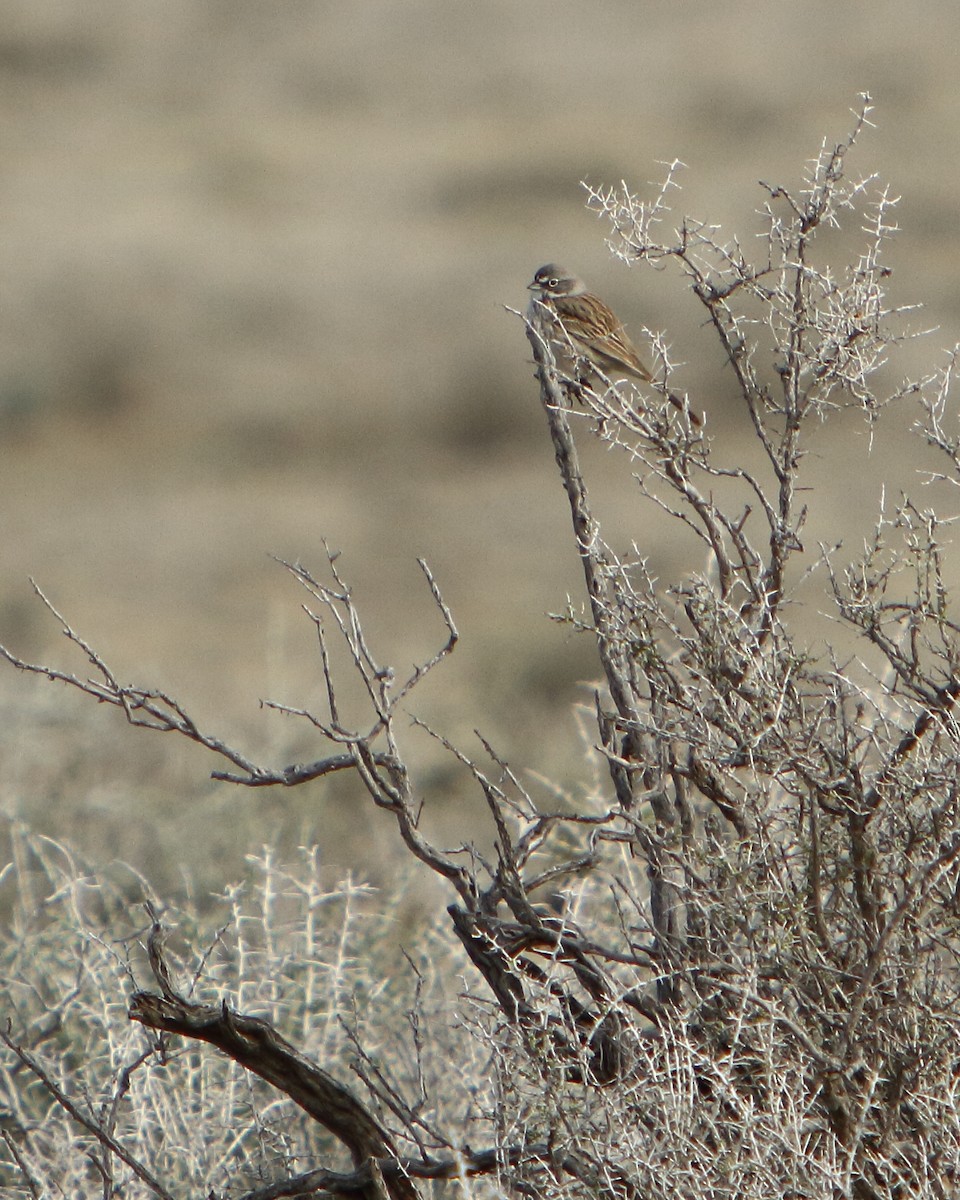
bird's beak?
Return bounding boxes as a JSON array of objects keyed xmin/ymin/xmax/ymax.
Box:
[{"xmin": 526, "ymin": 280, "xmax": 538, "ymax": 291}]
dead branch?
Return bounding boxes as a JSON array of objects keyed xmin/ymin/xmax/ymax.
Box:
[{"xmin": 130, "ymin": 919, "xmax": 420, "ymax": 1200}]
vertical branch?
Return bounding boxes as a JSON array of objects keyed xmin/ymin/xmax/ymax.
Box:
[
  {"xmin": 524, "ymin": 308, "xmax": 690, "ymax": 998},
  {"xmin": 523, "ymin": 314, "xmax": 635, "ymax": 729}
]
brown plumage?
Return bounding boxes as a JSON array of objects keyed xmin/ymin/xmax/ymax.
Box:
[{"xmin": 528, "ymin": 263, "xmax": 701, "ymax": 426}]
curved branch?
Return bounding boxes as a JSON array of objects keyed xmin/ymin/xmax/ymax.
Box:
[{"xmin": 130, "ymin": 924, "xmax": 420, "ymax": 1200}]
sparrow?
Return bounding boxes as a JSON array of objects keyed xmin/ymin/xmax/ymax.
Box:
[{"xmin": 527, "ymin": 263, "xmax": 700, "ymax": 425}]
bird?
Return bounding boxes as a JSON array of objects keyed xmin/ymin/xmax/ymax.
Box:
[{"xmin": 527, "ymin": 263, "xmax": 700, "ymax": 425}]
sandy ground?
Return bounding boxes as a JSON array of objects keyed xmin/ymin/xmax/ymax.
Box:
[{"xmin": 2, "ymin": 1, "xmax": 960, "ymax": 891}]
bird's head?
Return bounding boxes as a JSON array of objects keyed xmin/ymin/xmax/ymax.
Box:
[{"xmin": 528, "ymin": 264, "xmax": 587, "ymax": 299}]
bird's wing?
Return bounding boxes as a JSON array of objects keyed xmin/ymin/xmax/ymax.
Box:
[{"xmin": 584, "ymin": 298, "xmax": 651, "ymax": 379}]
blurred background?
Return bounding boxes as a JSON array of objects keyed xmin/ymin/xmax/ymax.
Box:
[{"xmin": 2, "ymin": 0, "xmax": 959, "ymax": 895}]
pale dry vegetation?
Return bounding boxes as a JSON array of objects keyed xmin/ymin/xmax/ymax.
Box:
[{"xmin": 2, "ymin": 100, "xmax": 960, "ymax": 1198}]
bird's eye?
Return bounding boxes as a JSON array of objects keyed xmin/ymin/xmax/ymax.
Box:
[{"xmin": 548, "ymin": 278, "xmax": 559, "ymax": 288}]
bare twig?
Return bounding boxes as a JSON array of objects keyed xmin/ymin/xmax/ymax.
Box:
[
  {"xmin": 132, "ymin": 918, "xmax": 420, "ymax": 1200},
  {"xmin": 0, "ymin": 1026, "xmax": 175, "ymax": 1200}
]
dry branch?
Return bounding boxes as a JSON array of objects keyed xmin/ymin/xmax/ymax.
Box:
[
  {"xmin": 132, "ymin": 919, "xmax": 420, "ymax": 1200},
  {"xmin": 5, "ymin": 99, "xmax": 960, "ymax": 1199}
]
